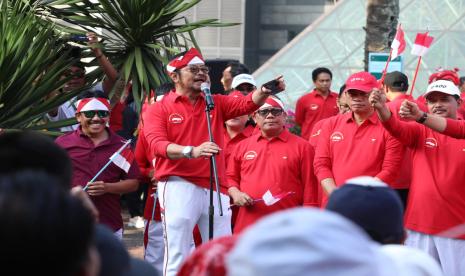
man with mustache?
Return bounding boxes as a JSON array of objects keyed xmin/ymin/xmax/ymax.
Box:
[
  {"xmin": 56, "ymin": 90, "xmax": 140, "ymax": 238},
  {"xmin": 370, "ymin": 80, "xmax": 465, "ymax": 275}
]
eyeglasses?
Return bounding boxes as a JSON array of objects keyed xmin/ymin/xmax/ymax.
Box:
[
  {"xmin": 257, "ymin": 108, "xmax": 284, "ymax": 117},
  {"xmin": 81, "ymin": 110, "xmax": 110, "ymax": 119},
  {"xmin": 184, "ymin": 65, "xmax": 209, "ymax": 74},
  {"xmin": 65, "ymin": 70, "xmax": 85, "ymax": 79},
  {"xmin": 236, "ymin": 85, "xmax": 256, "ymax": 93}
]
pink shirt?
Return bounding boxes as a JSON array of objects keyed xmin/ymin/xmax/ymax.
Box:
[
  {"xmin": 314, "ymin": 112, "xmax": 403, "ymax": 204},
  {"xmin": 56, "ymin": 127, "xmax": 140, "ymax": 231},
  {"xmin": 227, "ymin": 129, "xmax": 318, "ymax": 233},
  {"xmin": 143, "ymin": 90, "xmax": 259, "ymax": 194},
  {"xmin": 295, "ymin": 90, "xmax": 339, "ymax": 140},
  {"xmin": 383, "ymin": 115, "xmax": 465, "ymax": 239}
]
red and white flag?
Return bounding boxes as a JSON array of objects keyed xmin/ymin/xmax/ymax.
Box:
[
  {"xmin": 110, "ymin": 142, "xmax": 134, "ymax": 173},
  {"xmin": 261, "ymin": 190, "xmax": 294, "ymax": 206},
  {"xmin": 411, "ymin": 32, "xmax": 434, "ymax": 56},
  {"xmin": 391, "ymin": 24, "xmax": 406, "ymax": 60}
]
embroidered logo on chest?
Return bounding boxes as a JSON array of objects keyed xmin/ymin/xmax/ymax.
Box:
[
  {"xmin": 330, "ymin": 131, "xmax": 344, "ymax": 142},
  {"xmin": 244, "ymin": 151, "xmax": 258, "ymax": 160},
  {"xmin": 425, "ymin": 137, "xmax": 438, "ymax": 148},
  {"xmin": 310, "ymin": 104, "xmax": 319, "ymax": 111},
  {"xmin": 169, "ymin": 113, "xmax": 184, "ymax": 124}
]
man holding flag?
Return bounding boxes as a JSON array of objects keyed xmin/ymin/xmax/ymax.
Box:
[
  {"xmin": 56, "ymin": 90, "xmax": 140, "ymax": 239},
  {"xmin": 226, "ymin": 96, "xmax": 318, "ymax": 233},
  {"xmin": 370, "ymin": 80, "xmax": 465, "ymax": 275}
]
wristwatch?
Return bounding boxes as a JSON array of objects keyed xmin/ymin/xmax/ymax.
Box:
[
  {"xmin": 416, "ymin": 112, "xmax": 428, "ymax": 124},
  {"xmin": 182, "ymin": 146, "xmax": 194, "ymax": 159}
]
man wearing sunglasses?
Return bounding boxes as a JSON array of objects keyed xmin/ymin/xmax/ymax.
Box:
[
  {"xmin": 56, "ymin": 91, "xmax": 140, "ymax": 239},
  {"xmin": 143, "ymin": 48, "xmax": 283, "ymax": 276},
  {"xmin": 226, "ymin": 96, "xmax": 318, "ymax": 233}
]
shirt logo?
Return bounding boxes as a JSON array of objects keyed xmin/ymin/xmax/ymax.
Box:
[
  {"xmin": 371, "ymin": 138, "xmax": 377, "ymax": 142},
  {"xmin": 310, "ymin": 104, "xmax": 319, "ymax": 110},
  {"xmin": 244, "ymin": 151, "xmax": 257, "ymax": 160},
  {"xmin": 282, "ymin": 156, "xmax": 288, "ymax": 160},
  {"xmin": 311, "ymin": 129, "xmax": 321, "ymax": 137},
  {"xmin": 425, "ymin": 137, "xmax": 438, "ymax": 148},
  {"xmin": 330, "ymin": 131, "xmax": 344, "ymax": 142},
  {"xmin": 169, "ymin": 113, "xmax": 184, "ymax": 124}
]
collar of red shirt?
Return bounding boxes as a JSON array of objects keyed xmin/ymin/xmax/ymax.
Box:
[
  {"xmin": 255, "ymin": 128, "xmax": 290, "ymax": 142},
  {"xmin": 167, "ymin": 89, "xmax": 207, "ymax": 103},
  {"xmin": 344, "ymin": 111, "xmax": 379, "ymax": 125},
  {"xmin": 311, "ymin": 89, "xmax": 336, "ymax": 98}
]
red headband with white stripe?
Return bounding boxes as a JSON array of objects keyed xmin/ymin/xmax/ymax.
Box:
[
  {"xmin": 260, "ymin": 96, "xmax": 285, "ymax": 110},
  {"xmin": 76, "ymin": 97, "xmax": 111, "ymax": 112},
  {"xmin": 166, "ymin": 48, "xmax": 205, "ymax": 73}
]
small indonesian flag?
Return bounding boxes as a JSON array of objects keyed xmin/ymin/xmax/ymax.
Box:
[
  {"xmin": 391, "ymin": 24, "xmax": 406, "ymax": 60},
  {"xmin": 411, "ymin": 32, "xmax": 434, "ymax": 56},
  {"xmin": 111, "ymin": 146, "xmax": 134, "ymax": 173},
  {"xmin": 262, "ymin": 190, "xmax": 294, "ymax": 206}
]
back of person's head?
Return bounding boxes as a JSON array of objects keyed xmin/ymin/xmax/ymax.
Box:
[
  {"xmin": 0, "ymin": 131, "xmax": 72, "ymax": 188},
  {"xmin": 326, "ymin": 176, "xmax": 404, "ymax": 244},
  {"xmin": 227, "ymin": 208, "xmax": 397, "ymax": 276},
  {"xmin": 0, "ymin": 171, "xmax": 95, "ymax": 276},
  {"xmin": 312, "ymin": 67, "xmax": 332, "ymax": 82},
  {"xmin": 339, "ymin": 84, "xmax": 346, "ymax": 97},
  {"xmin": 384, "ymin": 71, "xmax": 409, "ymax": 92},
  {"xmin": 227, "ymin": 61, "xmax": 250, "ymax": 78}
]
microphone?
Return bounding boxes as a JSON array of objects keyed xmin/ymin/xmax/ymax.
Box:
[{"xmin": 201, "ymin": 82, "xmax": 215, "ymax": 110}]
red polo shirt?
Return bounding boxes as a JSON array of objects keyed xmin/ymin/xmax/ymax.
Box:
[
  {"xmin": 295, "ymin": 89, "xmax": 339, "ymax": 140},
  {"xmin": 314, "ymin": 111, "xmax": 403, "ymax": 203},
  {"xmin": 227, "ymin": 129, "xmax": 318, "ymax": 233},
  {"xmin": 382, "ymin": 115, "xmax": 465, "ymax": 239},
  {"xmin": 143, "ymin": 90, "xmax": 260, "ymax": 194},
  {"xmin": 55, "ymin": 127, "xmax": 140, "ymax": 231},
  {"xmin": 224, "ymin": 124, "xmax": 254, "ymax": 167}
]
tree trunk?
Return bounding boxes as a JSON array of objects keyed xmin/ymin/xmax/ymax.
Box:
[{"xmin": 364, "ymin": 0, "xmax": 399, "ymax": 71}]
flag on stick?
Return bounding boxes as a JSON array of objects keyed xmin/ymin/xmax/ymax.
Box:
[
  {"xmin": 391, "ymin": 24, "xmax": 406, "ymax": 60},
  {"xmin": 411, "ymin": 32, "xmax": 434, "ymax": 56}
]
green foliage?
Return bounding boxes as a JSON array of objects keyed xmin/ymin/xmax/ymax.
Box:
[{"xmin": 41, "ymin": 0, "xmax": 238, "ymax": 112}]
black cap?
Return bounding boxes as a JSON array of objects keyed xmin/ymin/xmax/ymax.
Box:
[{"xmin": 384, "ymin": 71, "xmax": 409, "ymax": 92}]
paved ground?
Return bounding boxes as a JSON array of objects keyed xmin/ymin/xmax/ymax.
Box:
[{"xmin": 122, "ymin": 210, "xmax": 145, "ymax": 259}]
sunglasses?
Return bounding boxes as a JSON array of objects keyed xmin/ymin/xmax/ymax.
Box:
[
  {"xmin": 184, "ymin": 65, "xmax": 210, "ymax": 74},
  {"xmin": 81, "ymin": 110, "xmax": 110, "ymax": 119},
  {"xmin": 257, "ymin": 108, "xmax": 284, "ymax": 117}
]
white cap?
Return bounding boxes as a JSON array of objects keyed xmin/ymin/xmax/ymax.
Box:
[
  {"xmin": 226, "ymin": 208, "xmax": 397, "ymax": 276},
  {"xmin": 231, "ymin": 74, "xmax": 256, "ymax": 89},
  {"xmin": 424, "ymin": 80, "xmax": 460, "ymax": 98}
]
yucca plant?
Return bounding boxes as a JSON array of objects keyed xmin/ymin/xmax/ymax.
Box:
[
  {"xmin": 0, "ymin": 0, "xmax": 100, "ymax": 133},
  {"xmin": 40, "ymin": 0, "xmax": 238, "ymax": 112}
]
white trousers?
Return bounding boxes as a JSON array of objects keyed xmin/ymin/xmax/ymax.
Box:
[
  {"xmin": 405, "ymin": 230, "xmax": 465, "ymax": 276},
  {"xmin": 144, "ymin": 220, "xmax": 165, "ymax": 276},
  {"xmin": 159, "ymin": 176, "xmax": 232, "ymax": 276}
]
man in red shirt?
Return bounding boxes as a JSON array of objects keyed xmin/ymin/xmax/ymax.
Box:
[
  {"xmin": 295, "ymin": 67, "xmax": 339, "ymax": 140},
  {"xmin": 142, "ymin": 48, "xmax": 281, "ymax": 275},
  {"xmin": 227, "ymin": 96, "xmax": 318, "ymax": 233},
  {"xmin": 370, "ymin": 79, "xmax": 465, "ymax": 275},
  {"xmin": 313, "ymin": 72, "xmax": 403, "ymax": 205},
  {"xmin": 56, "ymin": 91, "xmax": 140, "ymax": 239}
]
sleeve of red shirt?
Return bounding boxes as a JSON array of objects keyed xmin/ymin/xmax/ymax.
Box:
[
  {"xmin": 375, "ymin": 132, "xmax": 403, "ymax": 185},
  {"xmin": 226, "ymin": 142, "xmax": 242, "ymax": 189},
  {"xmin": 219, "ymin": 93, "xmax": 261, "ymax": 121},
  {"xmin": 135, "ymin": 128, "xmax": 152, "ymax": 183},
  {"xmin": 301, "ymin": 143, "xmax": 319, "ymax": 207},
  {"xmin": 313, "ymin": 118, "xmax": 335, "ymax": 183},
  {"xmin": 142, "ymin": 103, "xmax": 171, "ymax": 159},
  {"xmin": 381, "ymin": 113, "xmax": 422, "ymax": 148},
  {"xmin": 443, "ymin": 118, "xmax": 465, "ymax": 139},
  {"xmin": 294, "ymin": 97, "xmax": 306, "ymax": 126}
]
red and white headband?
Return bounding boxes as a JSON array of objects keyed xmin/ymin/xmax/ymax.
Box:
[
  {"xmin": 166, "ymin": 48, "xmax": 205, "ymax": 73},
  {"xmin": 76, "ymin": 97, "xmax": 111, "ymax": 113},
  {"xmin": 260, "ymin": 96, "xmax": 285, "ymax": 110}
]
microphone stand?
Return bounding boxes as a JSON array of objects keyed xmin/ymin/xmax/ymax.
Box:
[{"xmin": 203, "ymin": 90, "xmax": 224, "ymax": 240}]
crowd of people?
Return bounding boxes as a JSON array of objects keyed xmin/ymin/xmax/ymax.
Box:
[{"xmin": 2, "ymin": 35, "xmax": 465, "ymax": 275}]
